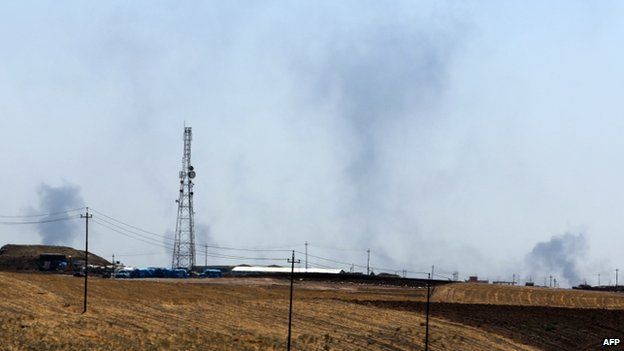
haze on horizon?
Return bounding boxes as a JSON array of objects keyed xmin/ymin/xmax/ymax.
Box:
[{"xmin": 1, "ymin": 1, "xmax": 623, "ymax": 287}]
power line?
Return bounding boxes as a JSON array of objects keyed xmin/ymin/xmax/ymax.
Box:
[
  {"xmin": 0, "ymin": 207, "xmax": 85, "ymax": 218},
  {"xmin": 93, "ymin": 219, "xmax": 287, "ymax": 261},
  {"xmin": 91, "ymin": 208, "xmax": 294, "ymax": 252},
  {"xmin": 303, "ymin": 259, "xmax": 335, "ymax": 270},
  {"xmin": 92, "ymin": 220, "xmax": 285, "ymax": 263},
  {"xmin": 94, "ymin": 216, "xmax": 175, "ymax": 245},
  {"xmin": 432, "ymin": 272, "xmax": 452, "ymax": 280},
  {"xmin": 308, "ymin": 242, "xmax": 440, "ymax": 273},
  {"xmin": 302, "ymin": 246, "xmax": 451, "ymax": 279},
  {"xmin": 92, "ymin": 219, "xmax": 174, "ymax": 250},
  {"xmin": 205, "ymin": 253, "xmax": 285, "ymax": 261},
  {"xmin": 307, "ymin": 243, "xmax": 366, "ymax": 253},
  {"xmin": 294, "ymin": 250, "xmax": 446, "ymax": 279},
  {"xmin": 0, "ymin": 215, "xmax": 80, "ymax": 225},
  {"xmin": 295, "ymin": 251, "xmax": 356, "ymax": 267},
  {"xmin": 90, "ymin": 208, "xmax": 454, "ymax": 278},
  {"xmin": 203, "ymin": 244, "xmax": 291, "ymax": 253},
  {"xmin": 90, "ymin": 208, "xmax": 171, "ymax": 240}
]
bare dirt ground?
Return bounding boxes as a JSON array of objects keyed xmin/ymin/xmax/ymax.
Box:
[{"xmin": 1, "ymin": 272, "xmax": 623, "ymax": 350}]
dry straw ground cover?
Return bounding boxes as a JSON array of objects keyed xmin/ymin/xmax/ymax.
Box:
[{"xmin": 1, "ymin": 272, "xmax": 623, "ymax": 350}]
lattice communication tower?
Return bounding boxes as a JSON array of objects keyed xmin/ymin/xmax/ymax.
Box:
[{"xmin": 172, "ymin": 127, "xmax": 196, "ymax": 269}]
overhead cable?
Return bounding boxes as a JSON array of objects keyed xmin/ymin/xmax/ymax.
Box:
[
  {"xmin": 0, "ymin": 215, "xmax": 80, "ymax": 225},
  {"xmin": 0, "ymin": 207, "xmax": 85, "ymax": 218}
]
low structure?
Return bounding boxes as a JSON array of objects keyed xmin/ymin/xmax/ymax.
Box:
[
  {"xmin": 492, "ymin": 281, "xmax": 516, "ymax": 286},
  {"xmin": 201, "ymin": 268, "xmax": 222, "ymax": 278},
  {"xmin": 38, "ymin": 253, "xmax": 68, "ymax": 271},
  {"xmin": 466, "ymin": 276, "xmax": 489, "ymax": 284},
  {"xmin": 114, "ymin": 267, "xmax": 189, "ymax": 279}
]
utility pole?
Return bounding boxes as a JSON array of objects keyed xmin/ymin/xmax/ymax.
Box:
[
  {"xmin": 366, "ymin": 249, "xmax": 370, "ymax": 275},
  {"xmin": 424, "ymin": 273, "xmax": 431, "ymax": 351},
  {"xmin": 431, "ymin": 265, "xmax": 435, "ymax": 279},
  {"xmin": 112, "ymin": 254, "xmax": 115, "ymax": 279},
  {"xmin": 205, "ymin": 244, "xmax": 208, "ymax": 269},
  {"xmin": 616, "ymin": 269, "xmax": 619, "ymax": 289},
  {"xmin": 549, "ymin": 275, "xmax": 553, "ymax": 288},
  {"xmin": 598, "ymin": 273, "xmax": 601, "ymax": 286},
  {"xmin": 287, "ymin": 251, "xmax": 301, "ymax": 351},
  {"xmin": 304, "ymin": 241, "xmax": 308, "ymax": 271},
  {"xmin": 80, "ymin": 208, "xmax": 92, "ymax": 313}
]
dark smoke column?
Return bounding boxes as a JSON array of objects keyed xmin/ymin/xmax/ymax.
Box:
[
  {"xmin": 35, "ymin": 182, "xmax": 85, "ymax": 245},
  {"xmin": 171, "ymin": 127, "xmax": 196, "ymax": 270}
]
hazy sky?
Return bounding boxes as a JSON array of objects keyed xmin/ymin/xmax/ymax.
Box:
[{"xmin": 1, "ymin": 1, "xmax": 623, "ymax": 286}]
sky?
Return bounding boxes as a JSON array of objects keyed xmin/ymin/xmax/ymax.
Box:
[{"xmin": 1, "ymin": 1, "xmax": 623, "ymax": 287}]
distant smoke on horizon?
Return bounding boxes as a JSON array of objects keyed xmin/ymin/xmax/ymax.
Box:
[
  {"xmin": 526, "ymin": 232, "xmax": 588, "ymax": 286},
  {"xmin": 164, "ymin": 223, "xmax": 214, "ymax": 258},
  {"xmin": 195, "ymin": 223, "xmax": 214, "ymax": 247},
  {"xmin": 294, "ymin": 12, "xmax": 463, "ymax": 268},
  {"xmin": 31, "ymin": 182, "xmax": 85, "ymax": 245}
]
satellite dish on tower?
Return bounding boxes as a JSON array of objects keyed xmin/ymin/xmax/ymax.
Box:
[{"xmin": 188, "ymin": 165, "xmax": 196, "ymax": 179}]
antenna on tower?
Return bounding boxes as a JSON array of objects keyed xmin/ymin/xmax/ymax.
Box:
[{"xmin": 172, "ymin": 127, "xmax": 196, "ymax": 270}]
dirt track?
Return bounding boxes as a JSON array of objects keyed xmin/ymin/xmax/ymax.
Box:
[{"xmin": 1, "ymin": 272, "xmax": 623, "ymax": 350}]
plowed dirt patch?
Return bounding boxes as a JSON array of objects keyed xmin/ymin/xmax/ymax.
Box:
[{"xmin": 355, "ymin": 300, "xmax": 624, "ymax": 351}]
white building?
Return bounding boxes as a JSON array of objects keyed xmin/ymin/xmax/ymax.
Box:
[{"xmin": 231, "ymin": 266, "xmax": 343, "ymax": 274}]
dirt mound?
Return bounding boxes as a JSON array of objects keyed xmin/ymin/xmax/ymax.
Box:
[{"xmin": 0, "ymin": 244, "xmax": 110, "ymax": 271}]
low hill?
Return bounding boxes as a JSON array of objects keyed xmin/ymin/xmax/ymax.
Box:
[{"xmin": 0, "ymin": 244, "xmax": 110, "ymax": 271}]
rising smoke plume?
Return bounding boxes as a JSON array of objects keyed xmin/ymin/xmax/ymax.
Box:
[
  {"xmin": 195, "ymin": 223, "xmax": 214, "ymax": 247},
  {"xmin": 32, "ymin": 182, "xmax": 85, "ymax": 245},
  {"xmin": 526, "ymin": 232, "xmax": 588, "ymax": 286},
  {"xmin": 294, "ymin": 10, "xmax": 463, "ymax": 267}
]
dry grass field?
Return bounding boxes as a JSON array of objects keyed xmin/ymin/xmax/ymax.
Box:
[{"xmin": 1, "ymin": 272, "xmax": 624, "ymax": 350}]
